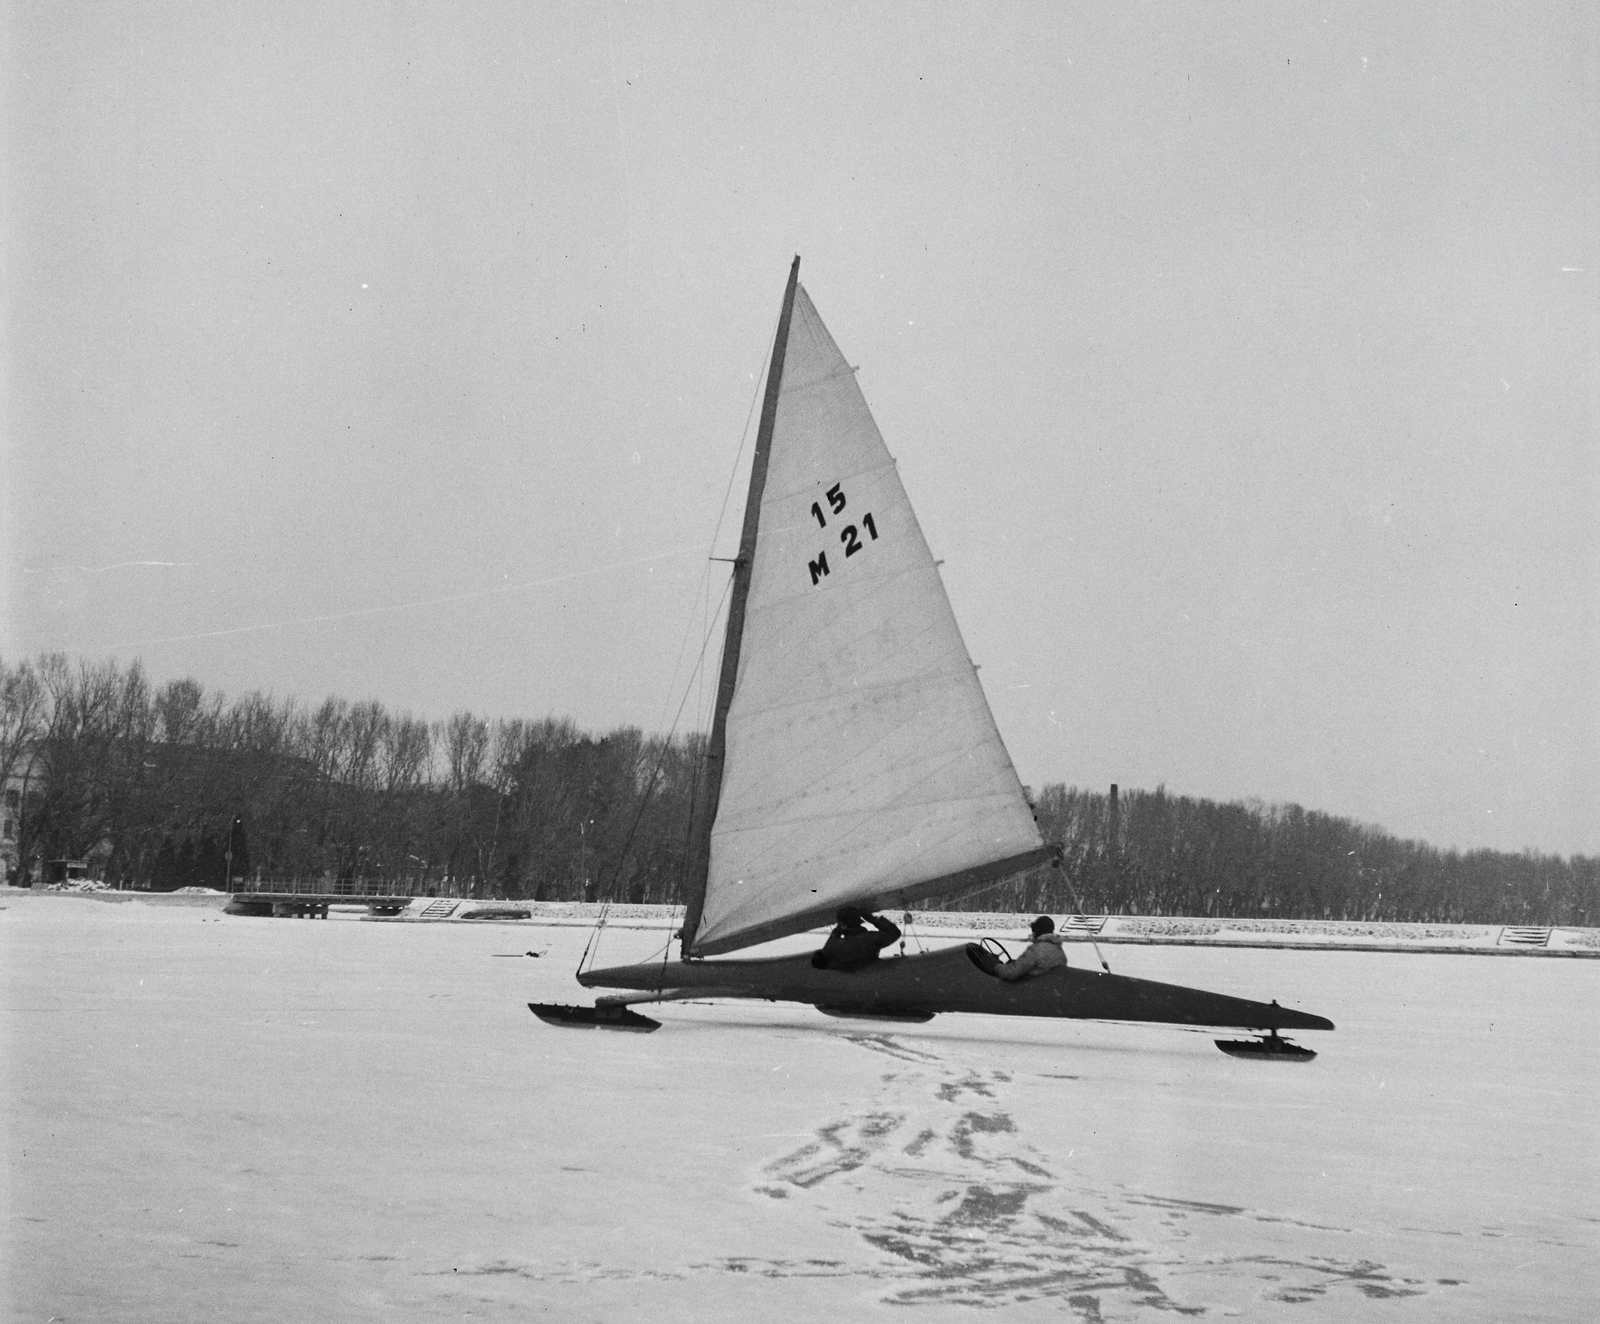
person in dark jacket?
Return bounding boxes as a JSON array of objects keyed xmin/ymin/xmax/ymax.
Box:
[{"xmin": 812, "ymin": 906, "xmax": 901, "ymax": 971}]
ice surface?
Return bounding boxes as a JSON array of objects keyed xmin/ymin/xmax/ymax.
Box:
[{"xmin": 5, "ymin": 892, "xmax": 1596, "ymax": 1322}]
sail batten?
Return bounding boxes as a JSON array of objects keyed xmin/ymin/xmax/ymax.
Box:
[{"xmin": 686, "ymin": 278, "xmax": 1044, "ymax": 957}]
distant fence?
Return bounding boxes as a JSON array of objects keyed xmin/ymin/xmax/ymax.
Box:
[{"xmin": 229, "ymin": 878, "xmax": 434, "ymax": 898}]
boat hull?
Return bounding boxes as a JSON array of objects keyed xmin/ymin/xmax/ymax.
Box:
[{"xmin": 578, "ymin": 943, "xmax": 1334, "ymax": 1032}]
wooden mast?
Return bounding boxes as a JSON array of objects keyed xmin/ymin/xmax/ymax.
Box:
[{"xmin": 679, "ymin": 256, "xmax": 801, "ymax": 957}]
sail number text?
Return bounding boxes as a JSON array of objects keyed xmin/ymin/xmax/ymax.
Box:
[{"xmin": 807, "ymin": 483, "xmax": 879, "ymax": 585}]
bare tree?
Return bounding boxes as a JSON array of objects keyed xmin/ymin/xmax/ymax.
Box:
[{"xmin": 1, "ymin": 658, "xmax": 47, "ymax": 883}]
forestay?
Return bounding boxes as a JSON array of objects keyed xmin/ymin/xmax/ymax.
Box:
[{"xmin": 690, "ymin": 286, "xmax": 1048, "ymax": 955}]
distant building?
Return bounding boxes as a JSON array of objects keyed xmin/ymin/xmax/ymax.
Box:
[{"xmin": 0, "ymin": 742, "xmax": 155, "ymax": 888}]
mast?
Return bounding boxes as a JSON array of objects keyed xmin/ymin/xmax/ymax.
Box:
[{"xmin": 680, "ymin": 255, "xmax": 801, "ymax": 956}]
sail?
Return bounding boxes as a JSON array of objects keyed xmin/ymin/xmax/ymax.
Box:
[{"xmin": 690, "ymin": 285, "xmax": 1048, "ymax": 955}]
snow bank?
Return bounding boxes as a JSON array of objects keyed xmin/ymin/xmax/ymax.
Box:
[{"xmin": 382, "ymin": 898, "xmax": 1600, "ymax": 959}]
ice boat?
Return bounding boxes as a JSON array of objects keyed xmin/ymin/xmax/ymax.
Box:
[{"xmin": 534, "ymin": 258, "xmax": 1333, "ymax": 1053}]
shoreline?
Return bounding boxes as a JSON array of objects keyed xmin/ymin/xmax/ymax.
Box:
[{"xmin": 7, "ymin": 886, "xmax": 1596, "ymax": 956}]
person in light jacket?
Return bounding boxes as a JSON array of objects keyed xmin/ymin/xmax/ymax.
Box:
[{"xmin": 996, "ymin": 916, "xmax": 1069, "ymax": 981}]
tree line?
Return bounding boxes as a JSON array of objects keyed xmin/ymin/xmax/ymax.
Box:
[
  {"xmin": 0, "ymin": 655, "xmax": 700, "ymax": 902},
  {"xmin": 968, "ymin": 785, "xmax": 1598, "ymax": 927},
  {"xmin": 3, "ymin": 655, "xmax": 1594, "ymax": 925}
]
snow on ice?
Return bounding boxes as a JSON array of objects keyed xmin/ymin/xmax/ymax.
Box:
[{"xmin": 4, "ymin": 891, "xmax": 1596, "ymax": 1322}]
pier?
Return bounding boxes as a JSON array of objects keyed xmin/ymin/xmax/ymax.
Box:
[{"xmin": 224, "ymin": 880, "xmax": 416, "ymax": 918}]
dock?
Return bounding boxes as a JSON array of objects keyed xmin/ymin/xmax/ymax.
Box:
[{"xmin": 224, "ymin": 882, "xmax": 415, "ymax": 918}]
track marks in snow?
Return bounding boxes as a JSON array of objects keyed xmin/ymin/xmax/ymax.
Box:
[
  {"xmin": 1128, "ymin": 1191, "xmax": 1352, "ymax": 1235},
  {"xmin": 748, "ymin": 1032, "xmax": 1454, "ymax": 1314},
  {"xmin": 937, "ymin": 1069, "xmax": 997, "ymax": 1101},
  {"xmin": 840, "ymin": 1032, "xmax": 942, "ymax": 1063},
  {"xmin": 755, "ymin": 1111, "xmax": 906, "ymax": 1191},
  {"xmin": 755, "ymin": 1041, "xmax": 1206, "ymax": 1312},
  {"xmin": 1232, "ymin": 1255, "xmax": 1432, "ymax": 1303}
]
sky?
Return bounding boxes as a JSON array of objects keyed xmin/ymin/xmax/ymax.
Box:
[{"xmin": 4, "ymin": 3, "xmax": 1596, "ymax": 857}]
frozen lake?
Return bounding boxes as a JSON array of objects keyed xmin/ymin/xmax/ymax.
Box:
[{"xmin": 5, "ymin": 893, "xmax": 1596, "ymax": 1322}]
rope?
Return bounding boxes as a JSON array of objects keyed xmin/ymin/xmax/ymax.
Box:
[
  {"xmin": 896, "ymin": 894, "xmax": 927, "ymax": 955},
  {"xmin": 574, "ymin": 316, "xmax": 772, "ymax": 962},
  {"xmin": 673, "ymin": 758, "xmax": 705, "ymax": 951},
  {"xmin": 576, "ymin": 900, "xmax": 612, "ymax": 977},
  {"xmin": 1053, "ymin": 847, "xmax": 1112, "ymax": 973},
  {"xmin": 656, "ymin": 905, "xmax": 682, "ymax": 990}
]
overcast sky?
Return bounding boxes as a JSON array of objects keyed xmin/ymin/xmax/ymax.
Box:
[{"xmin": 5, "ymin": 3, "xmax": 1596, "ymax": 856}]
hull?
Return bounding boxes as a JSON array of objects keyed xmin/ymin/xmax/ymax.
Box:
[{"xmin": 579, "ymin": 943, "xmax": 1334, "ymax": 1032}]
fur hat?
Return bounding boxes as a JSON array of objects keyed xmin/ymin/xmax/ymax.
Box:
[{"xmin": 1030, "ymin": 915, "xmax": 1055, "ymax": 937}]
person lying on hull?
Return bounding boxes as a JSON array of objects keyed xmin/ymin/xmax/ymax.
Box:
[
  {"xmin": 968, "ymin": 916, "xmax": 1069, "ymax": 979},
  {"xmin": 811, "ymin": 907, "xmax": 902, "ymax": 971}
]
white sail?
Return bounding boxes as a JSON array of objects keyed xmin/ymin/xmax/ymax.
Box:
[{"xmin": 692, "ymin": 285, "xmax": 1047, "ymax": 955}]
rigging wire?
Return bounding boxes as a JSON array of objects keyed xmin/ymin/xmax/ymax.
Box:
[
  {"xmin": 587, "ymin": 572, "xmax": 734, "ymax": 912},
  {"xmin": 576, "ymin": 311, "xmax": 775, "ymax": 961},
  {"xmin": 898, "ymin": 908, "xmax": 927, "ymax": 956},
  {"xmin": 654, "ymin": 313, "xmax": 780, "ymax": 952},
  {"xmin": 576, "ymin": 900, "xmax": 612, "ymax": 977},
  {"xmin": 706, "ymin": 309, "xmax": 781, "ymax": 563},
  {"xmin": 672, "ymin": 741, "xmax": 707, "ymax": 951},
  {"xmin": 655, "ymin": 905, "xmax": 683, "ymax": 988},
  {"xmin": 646, "ymin": 305, "xmax": 779, "ymax": 739},
  {"xmin": 1052, "ymin": 848, "xmax": 1112, "ymax": 973}
]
